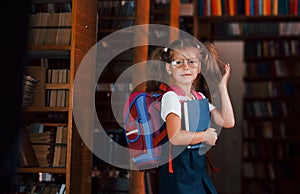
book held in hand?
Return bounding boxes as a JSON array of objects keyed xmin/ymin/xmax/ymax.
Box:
[{"xmin": 183, "ymin": 99, "xmax": 210, "ymax": 149}]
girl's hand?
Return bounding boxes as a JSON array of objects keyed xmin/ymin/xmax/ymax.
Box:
[
  {"xmin": 219, "ymin": 63, "xmax": 231, "ymax": 88},
  {"xmin": 203, "ymin": 128, "xmax": 217, "ymax": 145}
]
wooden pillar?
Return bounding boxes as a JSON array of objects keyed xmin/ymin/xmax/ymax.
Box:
[
  {"xmin": 170, "ymin": 0, "xmax": 180, "ymax": 42},
  {"xmin": 132, "ymin": 0, "xmax": 150, "ymax": 92},
  {"xmin": 193, "ymin": 0, "xmax": 199, "ymax": 38},
  {"xmin": 129, "ymin": 0, "xmax": 150, "ymax": 194}
]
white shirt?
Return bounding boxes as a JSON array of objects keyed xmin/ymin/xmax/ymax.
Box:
[{"xmin": 160, "ymin": 91, "xmax": 216, "ymax": 122}]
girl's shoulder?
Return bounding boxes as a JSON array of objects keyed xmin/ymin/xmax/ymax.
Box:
[
  {"xmin": 162, "ymin": 90, "xmax": 178, "ymax": 99},
  {"xmin": 195, "ymin": 91, "xmax": 206, "ymax": 99}
]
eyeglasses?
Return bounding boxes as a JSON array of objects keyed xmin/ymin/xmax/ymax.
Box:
[{"xmin": 170, "ymin": 58, "xmax": 201, "ymax": 68}]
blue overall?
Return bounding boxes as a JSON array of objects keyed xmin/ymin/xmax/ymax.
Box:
[
  {"xmin": 158, "ymin": 86, "xmax": 218, "ymax": 194},
  {"xmin": 158, "ymin": 146, "xmax": 217, "ymax": 194}
]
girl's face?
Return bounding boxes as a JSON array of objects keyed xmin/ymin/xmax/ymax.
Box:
[{"xmin": 166, "ymin": 47, "xmax": 201, "ymax": 86}]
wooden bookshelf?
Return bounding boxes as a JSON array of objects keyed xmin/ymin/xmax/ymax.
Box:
[
  {"xmin": 242, "ymin": 34, "xmax": 300, "ymax": 193},
  {"xmin": 17, "ymin": 0, "xmax": 98, "ymax": 194},
  {"xmin": 186, "ymin": 0, "xmax": 300, "ymax": 193}
]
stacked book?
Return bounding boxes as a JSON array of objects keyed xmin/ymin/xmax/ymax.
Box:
[{"xmin": 22, "ymin": 75, "xmax": 39, "ymax": 107}]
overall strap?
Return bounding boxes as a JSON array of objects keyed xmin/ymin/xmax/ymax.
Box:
[
  {"xmin": 166, "ymin": 85, "xmax": 204, "ymax": 173},
  {"xmin": 168, "ymin": 85, "xmax": 203, "ymax": 101}
]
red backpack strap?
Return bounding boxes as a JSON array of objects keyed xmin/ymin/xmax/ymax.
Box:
[
  {"xmin": 206, "ymin": 153, "xmax": 220, "ymax": 173},
  {"xmin": 159, "ymin": 83, "xmax": 169, "ymax": 92},
  {"xmin": 191, "ymin": 90, "xmax": 203, "ymax": 100},
  {"xmin": 168, "ymin": 144, "xmax": 174, "ymax": 173}
]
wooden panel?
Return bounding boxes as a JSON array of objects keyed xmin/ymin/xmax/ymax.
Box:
[
  {"xmin": 170, "ymin": 0, "xmax": 180, "ymax": 42},
  {"xmin": 68, "ymin": 0, "xmax": 98, "ymax": 193}
]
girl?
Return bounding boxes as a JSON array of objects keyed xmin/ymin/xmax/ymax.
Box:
[{"xmin": 158, "ymin": 38, "xmax": 235, "ymax": 194}]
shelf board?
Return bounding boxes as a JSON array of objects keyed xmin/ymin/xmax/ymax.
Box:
[
  {"xmin": 33, "ymin": 0, "xmax": 71, "ymax": 3},
  {"xmin": 245, "ymin": 55, "xmax": 300, "ymax": 61},
  {"xmin": 99, "ymin": 16, "xmax": 134, "ymax": 20},
  {"xmin": 243, "ymin": 96, "xmax": 300, "ymax": 101},
  {"xmin": 46, "ymin": 83, "xmax": 70, "ymax": 90},
  {"xmin": 198, "ymin": 15, "xmax": 300, "ymax": 23},
  {"xmin": 244, "ymin": 76, "xmax": 300, "ymax": 82},
  {"xmin": 27, "ymin": 46, "xmax": 71, "ymax": 58},
  {"xmin": 24, "ymin": 107, "xmax": 69, "ymax": 112},
  {"xmin": 17, "ymin": 167, "xmax": 66, "ymax": 174}
]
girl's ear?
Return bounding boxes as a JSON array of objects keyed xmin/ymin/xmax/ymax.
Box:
[
  {"xmin": 197, "ymin": 66, "xmax": 201, "ymax": 74},
  {"xmin": 165, "ymin": 63, "xmax": 172, "ymax": 75}
]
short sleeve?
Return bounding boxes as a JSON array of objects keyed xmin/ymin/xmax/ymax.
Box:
[
  {"xmin": 161, "ymin": 91, "xmax": 181, "ymax": 121},
  {"xmin": 198, "ymin": 92, "xmax": 216, "ymax": 112}
]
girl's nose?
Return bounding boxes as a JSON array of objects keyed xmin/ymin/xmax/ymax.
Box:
[{"xmin": 182, "ymin": 62, "xmax": 189, "ymax": 70}]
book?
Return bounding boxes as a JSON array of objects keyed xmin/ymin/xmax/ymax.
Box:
[
  {"xmin": 25, "ymin": 66, "xmax": 46, "ymax": 107},
  {"xmin": 183, "ymin": 99, "xmax": 210, "ymax": 149},
  {"xmin": 18, "ymin": 128, "xmax": 39, "ymax": 167},
  {"xmin": 53, "ymin": 126, "xmax": 67, "ymax": 167}
]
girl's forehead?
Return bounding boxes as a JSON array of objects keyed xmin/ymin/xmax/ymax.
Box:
[{"xmin": 172, "ymin": 47, "xmax": 200, "ymax": 58}]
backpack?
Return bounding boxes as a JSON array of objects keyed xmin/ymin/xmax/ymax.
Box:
[
  {"xmin": 123, "ymin": 85, "xmax": 220, "ymax": 172},
  {"xmin": 123, "ymin": 90, "xmax": 168, "ymax": 170}
]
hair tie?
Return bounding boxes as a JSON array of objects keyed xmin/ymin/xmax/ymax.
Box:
[{"xmin": 163, "ymin": 47, "xmax": 168, "ymax": 52}]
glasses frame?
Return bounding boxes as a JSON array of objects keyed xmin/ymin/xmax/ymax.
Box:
[{"xmin": 170, "ymin": 58, "xmax": 201, "ymax": 69}]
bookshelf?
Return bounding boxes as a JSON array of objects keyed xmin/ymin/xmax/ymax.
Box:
[
  {"xmin": 149, "ymin": 0, "xmax": 180, "ymax": 43},
  {"xmin": 242, "ymin": 32, "xmax": 300, "ymax": 194},
  {"xmin": 17, "ymin": 0, "xmax": 98, "ymax": 194},
  {"xmin": 188, "ymin": 0, "xmax": 300, "ymax": 193},
  {"xmin": 93, "ymin": 1, "xmax": 141, "ymax": 193}
]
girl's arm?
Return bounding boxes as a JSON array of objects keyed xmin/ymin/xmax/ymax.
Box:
[{"xmin": 211, "ymin": 63, "xmax": 235, "ymax": 128}]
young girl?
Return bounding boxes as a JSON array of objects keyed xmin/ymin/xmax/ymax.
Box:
[{"xmin": 157, "ymin": 38, "xmax": 235, "ymax": 194}]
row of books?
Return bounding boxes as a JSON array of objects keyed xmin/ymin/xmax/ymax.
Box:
[
  {"xmin": 25, "ymin": 66, "xmax": 46, "ymax": 107},
  {"xmin": 23, "ymin": 75, "xmax": 39, "ymax": 107},
  {"xmin": 197, "ymin": 0, "xmax": 300, "ymax": 16},
  {"xmin": 99, "ymin": 18, "xmax": 134, "ymax": 31},
  {"xmin": 98, "ymin": 0, "xmax": 135, "ymax": 16},
  {"xmin": 246, "ymin": 60, "xmax": 300, "ymax": 78},
  {"xmin": 46, "ymin": 89, "xmax": 69, "ymax": 108},
  {"xmin": 244, "ymin": 100, "xmax": 288, "ymax": 118},
  {"xmin": 19, "ymin": 124, "xmax": 67, "ymax": 168},
  {"xmin": 96, "ymin": 83, "xmax": 133, "ymax": 92},
  {"xmin": 245, "ymin": 81, "xmax": 299, "ymax": 98},
  {"xmin": 93, "ymin": 130, "xmax": 129, "ymax": 166},
  {"xmin": 92, "ymin": 166, "xmax": 129, "ymax": 193},
  {"xmin": 242, "ymin": 141, "xmax": 298, "ymax": 159},
  {"xmin": 245, "ymin": 39, "xmax": 300, "ymax": 58},
  {"xmin": 47, "ymin": 68, "xmax": 69, "ymax": 84},
  {"xmin": 243, "ymin": 162, "xmax": 297, "ymax": 180},
  {"xmin": 242, "ymin": 121, "xmax": 287, "ymax": 139},
  {"xmin": 17, "ymin": 181, "xmax": 66, "ymax": 194},
  {"xmin": 31, "ymin": 1, "xmax": 72, "ymax": 13},
  {"xmin": 28, "ymin": 12, "xmax": 72, "ymax": 46},
  {"xmin": 212, "ymin": 22, "xmax": 300, "ymax": 36}
]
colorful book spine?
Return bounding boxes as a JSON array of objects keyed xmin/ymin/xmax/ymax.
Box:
[
  {"xmin": 245, "ymin": 0, "xmax": 251, "ymax": 16},
  {"xmin": 258, "ymin": 0, "xmax": 263, "ymax": 15},
  {"xmin": 272, "ymin": 0, "xmax": 278, "ymax": 15},
  {"xmin": 198, "ymin": 0, "xmax": 204, "ymax": 16},
  {"xmin": 250, "ymin": 0, "xmax": 255, "ymax": 15}
]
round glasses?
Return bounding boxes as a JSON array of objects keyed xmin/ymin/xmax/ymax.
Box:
[{"xmin": 171, "ymin": 58, "xmax": 201, "ymax": 68}]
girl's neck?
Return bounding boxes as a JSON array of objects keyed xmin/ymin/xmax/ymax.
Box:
[{"xmin": 172, "ymin": 83, "xmax": 193, "ymax": 98}]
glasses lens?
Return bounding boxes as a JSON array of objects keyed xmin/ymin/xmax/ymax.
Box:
[
  {"xmin": 171, "ymin": 59, "xmax": 184, "ymax": 68},
  {"xmin": 188, "ymin": 58, "xmax": 200, "ymax": 68}
]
